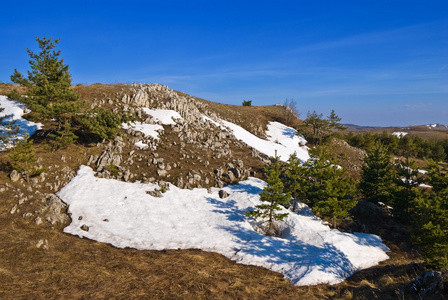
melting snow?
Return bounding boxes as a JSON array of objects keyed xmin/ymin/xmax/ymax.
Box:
[
  {"xmin": 221, "ymin": 120, "xmax": 310, "ymax": 162},
  {"xmin": 142, "ymin": 108, "xmax": 182, "ymax": 125},
  {"xmin": 58, "ymin": 166, "xmax": 389, "ymax": 286},
  {"xmin": 121, "ymin": 122, "xmax": 163, "ymax": 140},
  {"xmin": 0, "ymin": 95, "xmax": 43, "ymax": 150},
  {"xmin": 392, "ymin": 132, "xmax": 408, "ymax": 138}
]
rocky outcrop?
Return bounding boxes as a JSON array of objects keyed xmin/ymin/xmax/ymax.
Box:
[
  {"xmin": 402, "ymin": 270, "xmax": 448, "ymax": 296},
  {"xmin": 39, "ymin": 194, "xmax": 71, "ymax": 227}
]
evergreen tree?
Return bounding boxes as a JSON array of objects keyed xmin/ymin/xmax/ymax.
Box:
[
  {"xmin": 9, "ymin": 134, "xmax": 38, "ymax": 182},
  {"xmin": 0, "ymin": 105, "xmax": 19, "ymax": 146},
  {"xmin": 76, "ymin": 107, "xmax": 133, "ymax": 140},
  {"xmin": 246, "ymin": 157, "xmax": 291, "ymax": 236},
  {"xmin": 283, "ymin": 153, "xmax": 308, "ymax": 211},
  {"xmin": 393, "ymin": 157, "xmax": 422, "ymax": 221},
  {"xmin": 327, "ymin": 109, "xmax": 346, "ymax": 132},
  {"xmin": 8, "ymin": 37, "xmax": 131, "ymax": 148},
  {"xmin": 9, "ymin": 37, "xmax": 81, "ymax": 129},
  {"xmin": 304, "ymin": 146, "xmax": 356, "ymax": 227},
  {"xmin": 299, "ymin": 110, "xmax": 344, "ymax": 144},
  {"xmin": 359, "ymin": 142, "xmax": 396, "ymax": 205},
  {"xmin": 48, "ymin": 120, "xmax": 78, "ymax": 150},
  {"xmin": 413, "ymin": 162, "xmax": 448, "ymax": 269}
]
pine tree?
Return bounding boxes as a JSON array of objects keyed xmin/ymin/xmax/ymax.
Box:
[
  {"xmin": 9, "ymin": 37, "xmax": 81, "ymax": 130},
  {"xmin": 359, "ymin": 142, "xmax": 396, "ymax": 205},
  {"xmin": 246, "ymin": 157, "xmax": 291, "ymax": 236},
  {"xmin": 8, "ymin": 37, "xmax": 129, "ymax": 147},
  {"xmin": 9, "ymin": 134, "xmax": 38, "ymax": 182},
  {"xmin": 393, "ymin": 157, "xmax": 422, "ymax": 221},
  {"xmin": 299, "ymin": 110, "xmax": 344, "ymax": 144},
  {"xmin": 304, "ymin": 146, "xmax": 356, "ymax": 227},
  {"xmin": 76, "ymin": 107, "xmax": 133, "ymax": 140},
  {"xmin": 283, "ymin": 153, "xmax": 308, "ymax": 212},
  {"xmin": 0, "ymin": 105, "xmax": 19, "ymax": 146},
  {"xmin": 413, "ymin": 161, "xmax": 448, "ymax": 269}
]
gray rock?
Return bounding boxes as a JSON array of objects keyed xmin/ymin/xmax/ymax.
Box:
[
  {"xmin": 402, "ymin": 270, "xmax": 445, "ymax": 296},
  {"xmin": 80, "ymin": 224, "xmax": 89, "ymax": 232},
  {"xmin": 219, "ymin": 190, "xmax": 229, "ymax": 199},
  {"xmin": 146, "ymin": 189, "xmax": 163, "ymax": 198},
  {"xmin": 36, "ymin": 239, "xmax": 49, "ymax": 250},
  {"xmin": 157, "ymin": 169, "xmax": 168, "ymax": 177},
  {"xmin": 41, "ymin": 194, "xmax": 71, "ymax": 226}
]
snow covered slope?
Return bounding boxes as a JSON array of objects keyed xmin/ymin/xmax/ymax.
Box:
[{"xmin": 58, "ymin": 165, "xmax": 389, "ymax": 286}]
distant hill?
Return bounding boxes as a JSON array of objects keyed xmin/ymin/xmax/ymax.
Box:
[{"xmin": 343, "ymin": 122, "xmax": 448, "ymax": 141}]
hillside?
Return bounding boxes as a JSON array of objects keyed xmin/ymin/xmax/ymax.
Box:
[{"xmin": 0, "ymin": 83, "xmax": 445, "ymax": 299}]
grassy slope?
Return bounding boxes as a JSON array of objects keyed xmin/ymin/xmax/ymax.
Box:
[{"xmin": 0, "ymin": 83, "xmax": 444, "ymax": 299}]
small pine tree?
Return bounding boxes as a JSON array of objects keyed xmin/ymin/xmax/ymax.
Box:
[
  {"xmin": 48, "ymin": 120, "xmax": 78, "ymax": 150},
  {"xmin": 242, "ymin": 100, "xmax": 252, "ymax": 106},
  {"xmin": 284, "ymin": 153, "xmax": 307, "ymax": 212},
  {"xmin": 76, "ymin": 107, "xmax": 133, "ymax": 141},
  {"xmin": 299, "ymin": 110, "xmax": 344, "ymax": 144},
  {"xmin": 246, "ymin": 157, "xmax": 291, "ymax": 236},
  {"xmin": 412, "ymin": 161, "xmax": 448, "ymax": 270},
  {"xmin": 9, "ymin": 134, "xmax": 37, "ymax": 182},
  {"xmin": 0, "ymin": 105, "xmax": 19, "ymax": 146},
  {"xmin": 393, "ymin": 157, "xmax": 422, "ymax": 222},
  {"xmin": 359, "ymin": 142, "xmax": 396, "ymax": 205},
  {"xmin": 304, "ymin": 146, "xmax": 356, "ymax": 227},
  {"xmin": 9, "ymin": 37, "xmax": 81, "ymax": 129}
]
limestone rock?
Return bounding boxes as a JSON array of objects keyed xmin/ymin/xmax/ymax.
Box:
[
  {"xmin": 40, "ymin": 194, "xmax": 71, "ymax": 227},
  {"xmin": 9, "ymin": 170, "xmax": 21, "ymax": 182}
]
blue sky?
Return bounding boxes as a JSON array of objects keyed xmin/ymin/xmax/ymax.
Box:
[{"xmin": 1, "ymin": 1, "xmax": 447, "ymax": 126}]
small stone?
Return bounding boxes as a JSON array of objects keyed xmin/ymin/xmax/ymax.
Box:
[
  {"xmin": 10, "ymin": 170, "xmax": 21, "ymax": 182},
  {"xmin": 36, "ymin": 239, "xmax": 49, "ymax": 250},
  {"xmin": 80, "ymin": 224, "xmax": 89, "ymax": 232},
  {"xmin": 10, "ymin": 204, "xmax": 18, "ymax": 214}
]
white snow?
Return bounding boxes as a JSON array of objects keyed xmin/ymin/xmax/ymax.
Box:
[
  {"xmin": 0, "ymin": 95, "xmax": 43, "ymax": 150},
  {"xmin": 122, "ymin": 109, "xmax": 183, "ymax": 148},
  {"xmin": 122, "ymin": 122, "xmax": 163, "ymax": 140},
  {"xmin": 58, "ymin": 165, "xmax": 389, "ymax": 286},
  {"xmin": 203, "ymin": 115, "xmax": 225, "ymax": 129},
  {"xmin": 142, "ymin": 108, "xmax": 182, "ymax": 125},
  {"xmin": 221, "ymin": 120, "xmax": 310, "ymax": 162},
  {"xmin": 392, "ymin": 131, "xmax": 408, "ymax": 138}
]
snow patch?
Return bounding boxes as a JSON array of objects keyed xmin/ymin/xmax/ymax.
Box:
[
  {"xmin": 221, "ymin": 120, "xmax": 310, "ymax": 162},
  {"xmin": 0, "ymin": 95, "xmax": 43, "ymax": 150},
  {"xmin": 58, "ymin": 166, "xmax": 389, "ymax": 286},
  {"xmin": 392, "ymin": 132, "xmax": 408, "ymax": 138},
  {"xmin": 121, "ymin": 122, "xmax": 163, "ymax": 140},
  {"xmin": 142, "ymin": 108, "xmax": 182, "ymax": 125}
]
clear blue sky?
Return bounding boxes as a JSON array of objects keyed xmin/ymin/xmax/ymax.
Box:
[{"xmin": 1, "ymin": 1, "xmax": 447, "ymax": 126}]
